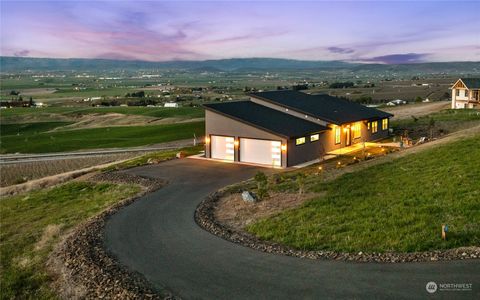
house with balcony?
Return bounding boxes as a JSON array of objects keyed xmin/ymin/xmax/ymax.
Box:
[
  {"xmin": 451, "ymin": 78, "xmax": 480, "ymax": 109},
  {"xmin": 203, "ymin": 90, "xmax": 393, "ymax": 168}
]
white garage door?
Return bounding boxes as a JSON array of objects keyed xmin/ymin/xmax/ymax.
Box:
[
  {"xmin": 240, "ymin": 138, "xmax": 281, "ymax": 167},
  {"xmin": 211, "ymin": 135, "xmax": 235, "ymax": 161}
]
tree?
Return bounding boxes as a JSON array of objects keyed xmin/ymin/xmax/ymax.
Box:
[
  {"xmin": 29, "ymin": 97, "xmax": 34, "ymax": 106},
  {"xmin": 254, "ymin": 171, "xmax": 269, "ymax": 200},
  {"xmin": 415, "ymin": 96, "xmax": 423, "ymax": 102}
]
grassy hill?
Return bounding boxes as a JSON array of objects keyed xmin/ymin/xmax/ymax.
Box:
[{"xmin": 247, "ymin": 134, "xmax": 480, "ymax": 253}]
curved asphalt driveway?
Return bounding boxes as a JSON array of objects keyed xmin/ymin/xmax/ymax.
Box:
[{"xmin": 105, "ymin": 159, "xmax": 479, "ymax": 299}]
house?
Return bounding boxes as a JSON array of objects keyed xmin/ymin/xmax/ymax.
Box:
[
  {"xmin": 203, "ymin": 90, "xmax": 393, "ymax": 168},
  {"xmin": 451, "ymin": 78, "xmax": 480, "ymax": 109},
  {"xmin": 164, "ymin": 102, "xmax": 179, "ymax": 108},
  {"xmin": 386, "ymin": 99, "xmax": 407, "ymax": 106}
]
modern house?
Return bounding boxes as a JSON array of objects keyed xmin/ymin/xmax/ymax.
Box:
[
  {"xmin": 451, "ymin": 78, "xmax": 480, "ymax": 109},
  {"xmin": 203, "ymin": 90, "xmax": 393, "ymax": 168}
]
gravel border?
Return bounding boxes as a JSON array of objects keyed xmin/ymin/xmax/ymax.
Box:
[
  {"xmin": 47, "ymin": 173, "xmax": 177, "ymax": 299},
  {"xmin": 195, "ymin": 188, "xmax": 480, "ymax": 263}
]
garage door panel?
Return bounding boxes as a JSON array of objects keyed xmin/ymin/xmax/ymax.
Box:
[
  {"xmin": 240, "ymin": 138, "xmax": 281, "ymax": 166},
  {"xmin": 211, "ymin": 136, "xmax": 234, "ymax": 161}
]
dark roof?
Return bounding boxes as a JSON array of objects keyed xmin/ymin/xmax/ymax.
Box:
[
  {"xmin": 203, "ymin": 101, "xmax": 329, "ymax": 138},
  {"xmin": 250, "ymin": 90, "xmax": 393, "ymax": 125},
  {"xmin": 460, "ymin": 78, "xmax": 480, "ymax": 89}
]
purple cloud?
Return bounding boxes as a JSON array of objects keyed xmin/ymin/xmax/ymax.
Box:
[
  {"xmin": 14, "ymin": 50, "xmax": 30, "ymax": 57},
  {"xmin": 362, "ymin": 53, "xmax": 430, "ymax": 64},
  {"xmin": 327, "ymin": 47, "xmax": 354, "ymax": 54}
]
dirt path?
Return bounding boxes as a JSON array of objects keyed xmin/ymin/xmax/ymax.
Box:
[{"xmin": 383, "ymin": 101, "xmax": 450, "ymax": 120}]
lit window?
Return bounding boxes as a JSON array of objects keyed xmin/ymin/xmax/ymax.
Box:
[
  {"xmin": 334, "ymin": 127, "xmax": 341, "ymax": 144},
  {"xmin": 310, "ymin": 134, "xmax": 319, "ymax": 142},
  {"xmin": 367, "ymin": 122, "xmax": 370, "ymax": 130},
  {"xmin": 296, "ymin": 137, "xmax": 306, "ymax": 145},
  {"xmin": 352, "ymin": 123, "xmax": 361, "ymax": 139},
  {"xmin": 371, "ymin": 121, "xmax": 378, "ymax": 133},
  {"xmin": 382, "ymin": 118, "xmax": 388, "ymax": 130}
]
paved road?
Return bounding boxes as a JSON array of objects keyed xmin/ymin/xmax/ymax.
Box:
[
  {"xmin": 105, "ymin": 159, "xmax": 479, "ymax": 299},
  {"xmin": 0, "ymin": 138, "xmax": 197, "ymax": 165}
]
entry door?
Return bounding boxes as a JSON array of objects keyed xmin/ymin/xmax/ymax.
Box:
[
  {"xmin": 345, "ymin": 128, "xmax": 351, "ymax": 146},
  {"xmin": 211, "ymin": 135, "xmax": 235, "ymax": 161}
]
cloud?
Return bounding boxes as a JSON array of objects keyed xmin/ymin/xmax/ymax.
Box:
[
  {"xmin": 361, "ymin": 53, "xmax": 429, "ymax": 64},
  {"xmin": 327, "ymin": 47, "xmax": 354, "ymax": 54},
  {"xmin": 14, "ymin": 50, "xmax": 30, "ymax": 57}
]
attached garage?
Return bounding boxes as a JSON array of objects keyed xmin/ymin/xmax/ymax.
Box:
[
  {"xmin": 210, "ymin": 135, "xmax": 235, "ymax": 161},
  {"xmin": 240, "ymin": 138, "xmax": 281, "ymax": 167}
]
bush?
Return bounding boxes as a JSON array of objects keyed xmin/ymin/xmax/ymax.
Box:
[{"xmin": 254, "ymin": 171, "xmax": 269, "ymax": 200}]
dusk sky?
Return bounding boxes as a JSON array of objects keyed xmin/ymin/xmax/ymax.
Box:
[{"xmin": 1, "ymin": 0, "xmax": 479, "ymax": 63}]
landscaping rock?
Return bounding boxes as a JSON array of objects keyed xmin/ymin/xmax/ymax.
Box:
[{"xmin": 241, "ymin": 191, "xmax": 257, "ymax": 203}]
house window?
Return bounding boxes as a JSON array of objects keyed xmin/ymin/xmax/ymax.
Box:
[
  {"xmin": 352, "ymin": 123, "xmax": 361, "ymax": 139},
  {"xmin": 367, "ymin": 122, "xmax": 370, "ymax": 130},
  {"xmin": 456, "ymin": 89, "xmax": 460, "ymax": 97},
  {"xmin": 371, "ymin": 121, "xmax": 378, "ymax": 133},
  {"xmin": 382, "ymin": 118, "xmax": 388, "ymax": 130},
  {"xmin": 310, "ymin": 134, "xmax": 319, "ymax": 142},
  {"xmin": 334, "ymin": 127, "xmax": 341, "ymax": 144},
  {"xmin": 296, "ymin": 137, "xmax": 306, "ymax": 145}
]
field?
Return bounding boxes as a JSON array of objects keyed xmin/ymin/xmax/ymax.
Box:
[
  {"xmin": 0, "ymin": 181, "xmax": 141, "ymax": 299},
  {"xmin": 0, "ymin": 121, "xmax": 204, "ymax": 153},
  {"xmin": 247, "ymin": 134, "xmax": 480, "ymax": 253}
]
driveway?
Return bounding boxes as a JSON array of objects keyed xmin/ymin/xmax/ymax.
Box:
[{"xmin": 105, "ymin": 159, "xmax": 479, "ymax": 299}]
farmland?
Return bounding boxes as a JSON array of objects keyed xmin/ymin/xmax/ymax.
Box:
[{"xmin": 0, "ymin": 121, "xmax": 204, "ymax": 153}]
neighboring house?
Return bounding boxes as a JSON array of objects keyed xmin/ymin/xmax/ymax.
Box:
[
  {"xmin": 164, "ymin": 102, "xmax": 179, "ymax": 108},
  {"xmin": 451, "ymin": 78, "xmax": 480, "ymax": 109},
  {"xmin": 203, "ymin": 90, "xmax": 393, "ymax": 168}
]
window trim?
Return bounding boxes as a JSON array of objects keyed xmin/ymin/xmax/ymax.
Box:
[
  {"xmin": 371, "ymin": 121, "xmax": 378, "ymax": 133},
  {"xmin": 382, "ymin": 118, "xmax": 388, "ymax": 131},
  {"xmin": 310, "ymin": 134, "xmax": 319, "ymax": 142},
  {"xmin": 334, "ymin": 127, "xmax": 341, "ymax": 144},
  {"xmin": 295, "ymin": 137, "xmax": 306, "ymax": 145}
]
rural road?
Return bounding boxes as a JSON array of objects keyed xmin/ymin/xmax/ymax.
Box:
[
  {"xmin": 104, "ymin": 159, "xmax": 479, "ymax": 299},
  {"xmin": 0, "ymin": 138, "xmax": 199, "ymax": 165}
]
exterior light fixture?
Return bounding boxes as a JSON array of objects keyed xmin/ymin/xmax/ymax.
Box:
[
  {"xmin": 205, "ymin": 137, "xmax": 210, "ymax": 144},
  {"xmin": 234, "ymin": 140, "xmax": 239, "ymax": 147},
  {"xmin": 318, "ymin": 166, "xmax": 323, "ymax": 171},
  {"xmin": 281, "ymin": 144, "xmax": 287, "ymax": 151}
]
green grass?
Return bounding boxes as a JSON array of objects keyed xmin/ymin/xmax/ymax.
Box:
[
  {"xmin": 0, "ymin": 106, "xmax": 203, "ymax": 119},
  {"xmin": 103, "ymin": 145, "xmax": 204, "ymax": 171},
  {"xmin": 0, "ymin": 121, "xmax": 204, "ymax": 153},
  {"xmin": 1, "ymin": 122, "xmax": 72, "ymax": 136},
  {"xmin": 0, "ymin": 181, "xmax": 141, "ymax": 299},
  {"xmin": 247, "ymin": 135, "xmax": 480, "ymax": 253}
]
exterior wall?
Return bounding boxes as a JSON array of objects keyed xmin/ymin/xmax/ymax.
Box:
[
  {"xmin": 287, "ymin": 134, "xmax": 325, "ymax": 166},
  {"xmin": 205, "ymin": 110, "xmax": 288, "ymax": 167},
  {"xmin": 250, "ymin": 96, "xmax": 329, "ymax": 126},
  {"xmin": 452, "ymin": 87, "xmax": 480, "ymax": 109}
]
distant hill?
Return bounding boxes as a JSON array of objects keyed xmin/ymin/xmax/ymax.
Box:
[{"xmin": 1, "ymin": 56, "xmax": 479, "ymax": 75}]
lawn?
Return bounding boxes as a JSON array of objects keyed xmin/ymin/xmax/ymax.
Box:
[
  {"xmin": 0, "ymin": 181, "xmax": 141, "ymax": 299},
  {"xmin": 0, "ymin": 121, "xmax": 204, "ymax": 153},
  {"xmin": 247, "ymin": 134, "xmax": 480, "ymax": 253}
]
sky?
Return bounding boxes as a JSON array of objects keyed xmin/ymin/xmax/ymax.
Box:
[{"xmin": 1, "ymin": 0, "xmax": 479, "ymax": 63}]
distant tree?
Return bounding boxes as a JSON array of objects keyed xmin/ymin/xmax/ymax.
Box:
[
  {"xmin": 9, "ymin": 90, "xmax": 19, "ymax": 96},
  {"xmin": 443, "ymin": 92, "xmax": 450, "ymax": 99},
  {"xmin": 329, "ymin": 82, "xmax": 354, "ymax": 89},
  {"xmin": 29, "ymin": 97, "xmax": 34, "ymax": 106},
  {"xmin": 415, "ymin": 96, "xmax": 423, "ymax": 102}
]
